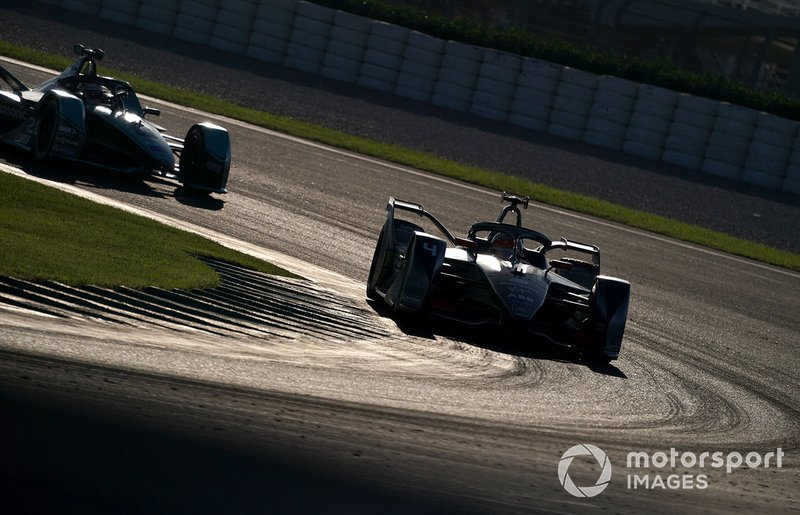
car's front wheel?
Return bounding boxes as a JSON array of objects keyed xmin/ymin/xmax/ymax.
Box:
[
  {"xmin": 178, "ymin": 123, "xmax": 231, "ymax": 193},
  {"xmin": 34, "ymin": 98, "xmax": 59, "ymax": 160}
]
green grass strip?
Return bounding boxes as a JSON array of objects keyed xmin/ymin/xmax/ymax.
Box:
[
  {"xmin": 0, "ymin": 173, "xmax": 297, "ymax": 288},
  {"xmin": 1, "ymin": 41, "xmax": 798, "ymax": 272}
]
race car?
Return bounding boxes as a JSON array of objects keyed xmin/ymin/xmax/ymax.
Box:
[
  {"xmin": 367, "ymin": 193, "xmax": 631, "ymax": 363},
  {"xmin": 0, "ymin": 44, "xmax": 230, "ymax": 193}
]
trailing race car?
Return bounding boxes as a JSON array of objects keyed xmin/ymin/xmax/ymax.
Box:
[
  {"xmin": 0, "ymin": 44, "xmax": 230, "ymax": 193},
  {"xmin": 367, "ymin": 193, "xmax": 631, "ymax": 363}
]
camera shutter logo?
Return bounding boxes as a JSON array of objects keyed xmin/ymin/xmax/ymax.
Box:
[{"xmin": 558, "ymin": 444, "xmax": 612, "ymax": 497}]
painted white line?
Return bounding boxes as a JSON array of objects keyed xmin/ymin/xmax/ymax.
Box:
[{"xmin": 2, "ymin": 56, "xmax": 798, "ymax": 280}]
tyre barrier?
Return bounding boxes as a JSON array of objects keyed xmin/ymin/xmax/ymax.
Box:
[
  {"xmin": 394, "ymin": 31, "xmax": 445, "ymax": 102},
  {"xmin": 508, "ymin": 59, "xmax": 561, "ymax": 132},
  {"xmin": 701, "ymin": 102, "xmax": 758, "ymax": 180},
  {"xmin": 246, "ymin": 2, "xmax": 297, "ymax": 64},
  {"xmin": 431, "ymin": 41, "xmax": 482, "ymax": 112},
  {"xmin": 136, "ymin": 1, "xmax": 180, "ymax": 35},
  {"xmin": 742, "ymin": 113, "xmax": 798, "ymax": 189},
  {"xmin": 583, "ymin": 75, "xmax": 637, "ymax": 150},
  {"xmin": 61, "ymin": 0, "xmax": 102, "ymax": 15},
  {"xmin": 210, "ymin": 1, "xmax": 257, "ymax": 54},
  {"xmin": 623, "ymin": 85, "xmax": 678, "ymax": 160},
  {"xmin": 321, "ymin": 10, "xmax": 371, "ymax": 83},
  {"xmin": 662, "ymin": 94, "xmax": 717, "ymax": 170},
  {"xmin": 173, "ymin": 0, "xmax": 220, "ymax": 45},
  {"xmin": 282, "ymin": 1, "xmax": 335, "ymax": 74},
  {"xmin": 99, "ymin": 0, "xmax": 139, "ymax": 25},
  {"xmin": 469, "ymin": 50, "xmax": 521, "ymax": 121},
  {"xmin": 357, "ymin": 21, "xmax": 409, "ymax": 93},
  {"xmin": 547, "ymin": 67, "xmax": 597, "ymax": 141},
  {"xmin": 785, "ymin": 139, "xmax": 800, "ymax": 194},
  {"xmin": 49, "ymin": 0, "xmax": 800, "ymax": 194},
  {"xmin": 784, "ymin": 165, "xmax": 800, "ymax": 194}
]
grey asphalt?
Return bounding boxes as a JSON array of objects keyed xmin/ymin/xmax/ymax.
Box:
[{"xmin": 1, "ymin": 0, "xmax": 798, "ymax": 253}]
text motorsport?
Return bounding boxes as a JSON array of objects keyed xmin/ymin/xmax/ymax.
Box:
[
  {"xmin": 625, "ymin": 448, "xmax": 784, "ymax": 490},
  {"xmin": 558, "ymin": 444, "xmax": 784, "ymax": 497}
]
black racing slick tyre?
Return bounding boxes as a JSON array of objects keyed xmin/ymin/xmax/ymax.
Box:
[
  {"xmin": 366, "ymin": 229, "xmax": 385, "ymax": 301},
  {"xmin": 179, "ymin": 123, "xmax": 231, "ymax": 193},
  {"xmin": 591, "ymin": 276, "xmax": 630, "ymax": 358},
  {"xmin": 34, "ymin": 98, "xmax": 59, "ymax": 160}
]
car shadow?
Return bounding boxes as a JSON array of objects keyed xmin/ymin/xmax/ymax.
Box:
[
  {"xmin": 173, "ymin": 186, "xmax": 225, "ymax": 210},
  {"xmin": 1, "ymin": 148, "xmax": 226, "ymax": 210},
  {"xmin": 366, "ymin": 299, "xmax": 627, "ymax": 378},
  {"xmin": 0, "ymin": 147, "xmax": 166, "ymax": 196}
]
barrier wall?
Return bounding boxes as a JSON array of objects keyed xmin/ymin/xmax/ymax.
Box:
[{"xmin": 46, "ymin": 0, "xmax": 800, "ymax": 194}]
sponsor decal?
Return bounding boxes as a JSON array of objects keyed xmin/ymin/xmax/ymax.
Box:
[{"xmin": 0, "ymin": 104, "xmax": 26, "ymax": 120}]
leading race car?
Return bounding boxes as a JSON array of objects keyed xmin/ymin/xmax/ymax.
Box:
[
  {"xmin": 367, "ymin": 193, "xmax": 631, "ymax": 363},
  {"xmin": 0, "ymin": 44, "xmax": 230, "ymax": 193}
]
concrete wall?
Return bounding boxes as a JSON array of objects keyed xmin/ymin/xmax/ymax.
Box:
[{"xmin": 43, "ymin": 0, "xmax": 800, "ymax": 195}]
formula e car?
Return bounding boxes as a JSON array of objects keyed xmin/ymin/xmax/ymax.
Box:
[
  {"xmin": 0, "ymin": 44, "xmax": 230, "ymax": 193},
  {"xmin": 367, "ymin": 193, "xmax": 631, "ymax": 363}
]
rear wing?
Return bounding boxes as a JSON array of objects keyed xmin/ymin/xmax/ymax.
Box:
[
  {"xmin": 389, "ymin": 197, "xmax": 456, "ymax": 245},
  {"xmin": 546, "ymin": 237, "xmax": 601, "ymax": 267}
]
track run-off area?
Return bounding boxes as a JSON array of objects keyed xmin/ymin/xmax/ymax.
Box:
[{"xmin": 0, "ymin": 55, "xmax": 798, "ymax": 514}]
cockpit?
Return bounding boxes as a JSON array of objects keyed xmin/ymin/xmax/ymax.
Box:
[{"xmin": 59, "ymin": 76, "xmax": 144, "ymax": 115}]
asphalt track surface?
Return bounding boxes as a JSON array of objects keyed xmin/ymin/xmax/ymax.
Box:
[{"xmin": 0, "ymin": 8, "xmax": 799, "ymax": 515}]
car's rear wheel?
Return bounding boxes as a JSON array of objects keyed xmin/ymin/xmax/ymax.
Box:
[
  {"xmin": 590, "ymin": 276, "xmax": 630, "ymax": 358},
  {"xmin": 366, "ymin": 228, "xmax": 385, "ymax": 301},
  {"xmin": 34, "ymin": 98, "xmax": 59, "ymax": 160}
]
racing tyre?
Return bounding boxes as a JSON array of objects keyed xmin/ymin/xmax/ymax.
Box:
[
  {"xmin": 179, "ymin": 123, "xmax": 231, "ymax": 193},
  {"xmin": 591, "ymin": 276, "xmax": 630, "ymax": 359},
  {"xmin": 366, "ymin": 228, "xmax": 386, "ymax": 301},
  {"xmin": 390, "ymin": 233, "xmax": 445, "ymax": 315},
  {"xmin": 34, "ymin": 98, "xmax": 59, "ymax": 160}
]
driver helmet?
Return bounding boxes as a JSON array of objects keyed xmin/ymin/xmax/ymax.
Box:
[
  {"xmin": 491, "ymin": 232, "xmax": 516, "ymax": 261},
  {"xmin": 81, "ymin": 82, "xmax": 113, "ymax": 107}
]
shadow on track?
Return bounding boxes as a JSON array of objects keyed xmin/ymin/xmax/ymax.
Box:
[
  {"xmin": 0, "ymin": 147, "xmax": 225, "ymax": 210},
  {"xmin": 173, "ymin": 185, "xmax": 225, "ymax": 210},
  {"xmin": 367, "ymin": 300, "xmax": 627, "ymax": 378},
  {"xmin": 0, "ymin": 377, "xmax": 462, "ymax": 515}
]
